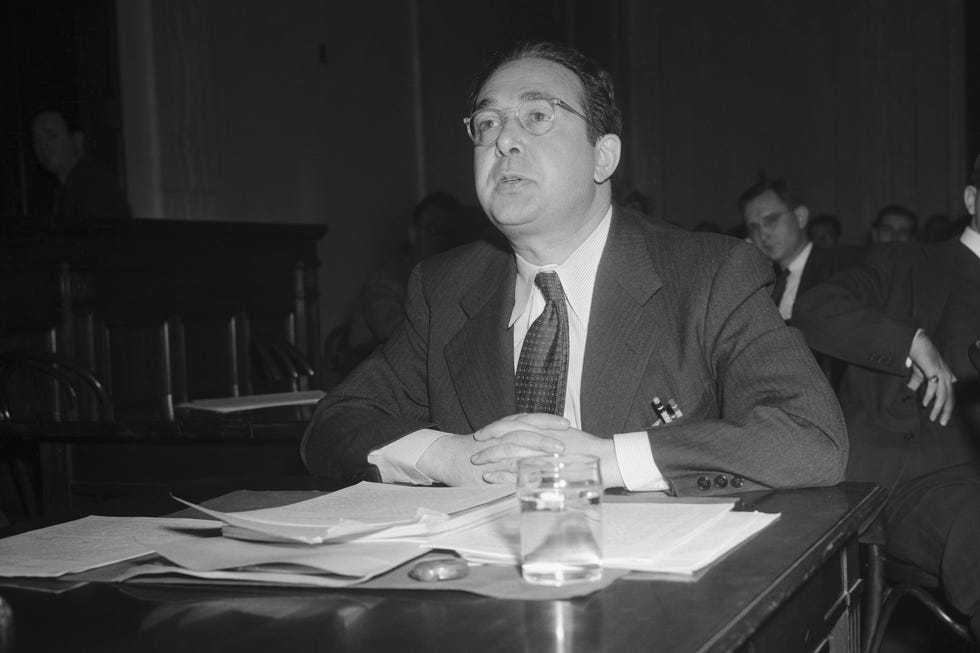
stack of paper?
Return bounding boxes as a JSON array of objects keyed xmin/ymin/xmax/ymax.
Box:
[{"xmin": 420, "ymin": 502, "xmax": 778, "ymax": 577}]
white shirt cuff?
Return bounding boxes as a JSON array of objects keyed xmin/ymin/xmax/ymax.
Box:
[
  {"xmin": 613, "ymin": 431, "xmax": 670, "ymax": 492},
  {"xmin": 367, "ymin": 429, "xmax": 446, "ymax": 485}
]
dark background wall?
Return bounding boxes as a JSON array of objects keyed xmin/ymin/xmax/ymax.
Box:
[{"xmin": 2, "ymin": 0, "xmax": 977, "ymax": 340}]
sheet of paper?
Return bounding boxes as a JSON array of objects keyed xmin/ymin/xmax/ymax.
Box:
[
  {"xmin": 0, "ymin": 516, "xmax": 220, "ymax": 577},
  {"xmin": 174, "ymin": 482, "xmax": 516, "ymax": 544},
  {"xmin": 174, "ymin": 390, "xmax": 325, "ymax": 413}
]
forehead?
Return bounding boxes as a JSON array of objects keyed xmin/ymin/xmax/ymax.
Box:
[
  {"xmin": 477, "ymin": 57, "xmax": 583, "ymax": 107},
  {"xmin": 32, "ymin": 113, "xmax": 69, "ymax": 135},
  {"xmin": 744, "ymin": 190, "xmax": 791, "ymax": 220},
  {"xmin": 880, "ymin": 212, "xmax": 914, "ymax": 227}
]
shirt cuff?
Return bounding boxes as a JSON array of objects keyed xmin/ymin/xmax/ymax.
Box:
[
  {"xmin": 367, "ymin": 429, "xmax": 446, "ymax": 485},
  {"xmin": 613, "ymin": 431, "xmax": 670, "ymax": 492}
]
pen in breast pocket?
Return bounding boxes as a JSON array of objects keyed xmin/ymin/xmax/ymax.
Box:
[
  {"xmin": 651, "ymin": 397, "xmax": 672, "ymax": 424},
  {"xmin": 650, "ymin": 396, "xmax": 683, "ymax": 427}
]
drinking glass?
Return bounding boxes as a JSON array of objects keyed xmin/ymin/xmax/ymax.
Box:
[{"xmin": 517, "ymin": 454, "xmax": 603, "ymax": 586}]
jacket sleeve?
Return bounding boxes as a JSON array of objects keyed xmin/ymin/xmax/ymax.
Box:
[
  {"xmin": 793, "ymin": 245, "xmax": 919, "ymax": 377},
  {"xmin": 301, "ymin": 264, "xmax": 436, "ymax": 482},
  {"xmin": 650, "ymin": 243, "xmax": 849, "ymax": 495}
]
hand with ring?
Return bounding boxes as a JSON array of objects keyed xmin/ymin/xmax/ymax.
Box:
[{"xmin": 907, "ymin": 330, "xmax": 956, "ymax": 425}]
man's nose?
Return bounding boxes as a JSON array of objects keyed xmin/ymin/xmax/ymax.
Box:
[{"xmin": 495, "ymin": 113, "xmax": 525, "ymax": 155}]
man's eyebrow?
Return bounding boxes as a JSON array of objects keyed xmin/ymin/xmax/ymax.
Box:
[
  {"xmin": 473, "ymin": 97, "xmax": 494, "ymax": 111},
  {"xmin": 472, "ymin": 90, "xmax": 554, "ymax": 111}
]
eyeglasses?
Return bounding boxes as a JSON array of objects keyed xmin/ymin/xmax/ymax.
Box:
[
  {"xmin": 746, "ymin": 210, "xmax": 793, "ymax": 237},
  {"xmin": 463, "ymin": 97, "xmax": 589, "ymax": 146}
]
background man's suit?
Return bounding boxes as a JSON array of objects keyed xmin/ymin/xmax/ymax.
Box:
[
  {"xmin": 303, "ymin": 206, "xmax": 847, "ymax": 495},
  {"xmin": 794, "ymin": 238, "xmax": 980, "ymax": 633}
]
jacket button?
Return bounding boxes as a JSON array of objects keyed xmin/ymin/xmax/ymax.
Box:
[
  {"xmin": 731, "ymin": 475, "xmax": 744, "ymax": 488},
  {"xmin": 697, "ymin": 476, "xmax": 712, "ymax": 491},
  {"xmin": 714, "ymin": 475, "xmax": 728, "ymax": 488}
]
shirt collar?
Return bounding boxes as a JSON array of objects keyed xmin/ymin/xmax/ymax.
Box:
[
  {"xmin": 959, "ymin": 225, "xmax": 980, "ymax": 260},
  {"xmin": 509, "ymin": 205, "xmax": 613, "ymax": 327},
  {"xmin": 785, "ymin": 241, "xmax": 813, "ymax": 276}
]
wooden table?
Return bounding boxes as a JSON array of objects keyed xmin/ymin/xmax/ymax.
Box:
[
  {"xmin": 0, "ymin": 482, "xmax": 886, "ymax": 653},
  {"xmin": 2, "ymin": 414, "xmax": 310, "ymax": 515}
]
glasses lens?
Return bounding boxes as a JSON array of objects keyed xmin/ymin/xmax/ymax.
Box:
[
  {"xmin": 518, "ymin": 100, "xmax": 556, "ymax": 136},
  {"xmin": 469, "ymin": 109, "xmax": 502, "ymax": 145}
]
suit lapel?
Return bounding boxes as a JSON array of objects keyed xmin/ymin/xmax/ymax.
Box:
[
  {"xmin": 445, "ymin": 253, "xmax": 517, "ymax": 429},
  {"xmin": 581, "ymin": 210, "xmax": 665, "ymax": 435},
  {"xmin": 798, "ymin": 246, "xmax": 826, "ymax": 295}
]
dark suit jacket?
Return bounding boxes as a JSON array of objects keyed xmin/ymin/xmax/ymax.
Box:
[
  {"xmin": 798, "ymin": 245, "xmax": 864, "ymax": 300},
  {"xmin": 302, "ymin": 206, "xmax": 847, "ymax": 495},
  {"xmin": 794, "ymin": 240, "xmax": 980, "ymax": 491}
]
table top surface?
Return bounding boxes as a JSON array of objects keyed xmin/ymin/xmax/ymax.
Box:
[{"xmin": 0, "ymin": 482, "xmax": 886, "ymax": 653}]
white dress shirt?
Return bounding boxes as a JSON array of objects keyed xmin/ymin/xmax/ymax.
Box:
[
  {"xmin": 368, "ymin": 206, "xmax": 668, "ymax": 491},
  {"xmin": 778, "ymin": 241, "xmax": 813, "ymax": 320}
]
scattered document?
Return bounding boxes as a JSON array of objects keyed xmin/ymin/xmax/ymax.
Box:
[
  {"xmin": 175, "ymin": 390, "xmax": 325, "ymax": 414},
  {"xmin": 0, "ymin": 516, "xmax": 219, "ymax": 577},
  {"xmin": 146, "ymin": 530, "xmax": 426, "ymax": 576},
  {"xmin": 173, "ymin": 482, "xmax": 516, "ymax": 545}
]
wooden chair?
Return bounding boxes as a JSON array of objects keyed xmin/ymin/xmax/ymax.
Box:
[
  {"xmin": 0, "ymin": 350, "xmax": 113, "ymax": 519},
  {"xmin": 864, "ymin": 541, "xmax": 977, "ymax": 653}
]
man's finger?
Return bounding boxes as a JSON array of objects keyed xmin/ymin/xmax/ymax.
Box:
[
  {"xmin": 922, "ymin": 375, "xmax": 939, "ymax": 410},
  {"xmin": 907, "ymin": 365, "xmax": 924, "ymax": 392},
  {"xmin": 498, "ymin": 430, "xmax": 565, "ymax": 453},
  {"xmin": 470, "ymin": 443, "xmax": 557, "ymax": 465},
  {"xmin": 938, "ymin": 378, "xmax": 955, "ymax": 426},
  {"xmin": 473, "ymin": 415, "xmax": 569, "ymax": 441},
  {"xmin": 512, "ymin": 413, "xmax": 570, "ymax": 430},
  {"xmin": 482, "ymin": 470, "xmax": 517, "ymax": 485}
]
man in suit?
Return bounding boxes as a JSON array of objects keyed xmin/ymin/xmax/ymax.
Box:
[
  {"xmin": 739, "ymin": 179, "xmax": 860, "ymax": 322},
  {"xmin": 794, "ymin": 156, "xmax": 980, "ymax": 638},
  {"xmin": 302, "ymin": 41, "xmax": 846, "ymax": 494}
]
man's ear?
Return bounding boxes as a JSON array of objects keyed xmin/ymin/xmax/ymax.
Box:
[
  {"xmin": 593, "ymin": 134, "xmax": 621, "ymax": 184},
  {"xmin": 964, "ymin": 185, "xmax": 977, "ymax": 217},
  {"xmin": 794, "ymin": 205, "xmax": 810, "ymax": 229}
]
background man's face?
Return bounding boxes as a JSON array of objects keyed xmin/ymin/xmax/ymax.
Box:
[
  {"xmin": 742, "ymin": 190, "xmax": 809, "ymax": 268},
  {"xmin": 32, "ymin": 112, "xmax": 80, "ymax": 179},
  {"xmin": 472, "ymin": 57, "xmax": 600, "ymax": 241},
  {"xmin": 809, "ymin": 223, "xmax": 838, "ymax": 249},
  {"xmin": 871, "ymin": 212, "xmax": 915, "ymax": 243}
]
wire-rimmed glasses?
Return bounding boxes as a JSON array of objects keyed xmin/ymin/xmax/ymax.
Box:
[{"xmin": 463, "ymin": 97, "xmax": 588, "ymax": 146}]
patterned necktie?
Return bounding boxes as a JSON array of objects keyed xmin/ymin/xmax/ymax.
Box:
[{"xmin": 515, "ymin": 272, "xmax": 569, "ymax": 415}]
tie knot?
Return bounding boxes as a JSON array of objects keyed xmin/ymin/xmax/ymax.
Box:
[{"xmin": 534, "ymin": 272, "xmax": 565, "ymax": 303}]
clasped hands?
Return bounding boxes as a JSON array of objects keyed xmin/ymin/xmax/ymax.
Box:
[
  {"xmin": 907, "ymin": 330, "xmax": 956, "ymax": 426},
  {"xmin": 417, "ymin": 413, "xmax": 621, "ymax": 487}
]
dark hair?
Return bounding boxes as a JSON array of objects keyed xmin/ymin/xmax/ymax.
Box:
[
  {"xmin": 970, "ymin": 153, "xmax": 980, "ymax": 188},
  {"xmin": 412, "ymin": 191, "xmax": 460, "ymax": 225},
  {"xmin": 873, "ymin": 204, "xmax": 918, "ymax": 233},
  {"xmin": 31, "ymin": 107, "xmax": 83, "ymax": 134},
  {"xmin": 808, "ymin": 214, "xmax": 841, "ymax": 236},
  {"xmin": 737, "ymin": 177, "xmax": 801, "ymax": 215},
  {"xmin": 467, "ymin": 41, "xmax": 622, "ymax": 144}
]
